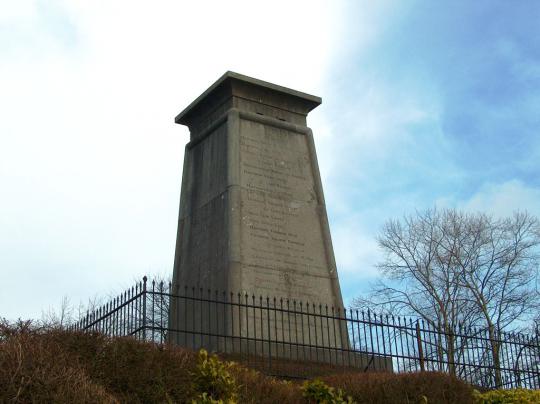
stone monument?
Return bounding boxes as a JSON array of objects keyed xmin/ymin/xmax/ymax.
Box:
[{"xmin": 169, "ymin": 72, "xmax": 348, "ymax": 358}]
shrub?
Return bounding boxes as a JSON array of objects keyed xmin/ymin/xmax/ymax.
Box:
[
  {"xmin": 0, "ymin": 321, "xmax": 118, "ymax": 403},
  {"xmin": 2, "ymin": 320, "xmax": 492, "ymax": 404},
  {"xmin": 190, "ymin": 349, "xmax": 238, "ymax": 403},
  {"xmin": 0, "ymin": 320, "xmax": 196, "ymax": 403},
  {"xmin": 192, "ymin": 391, "xmax": 229, "ymax": 404},
  {"xmin": 302, "ymin": 378, "xmax": 355, "ymax": 403},
  {"xmin": 231, "ymin": 366, "xmax": 305, "ymax": 404},
  {"xmin": 473, "ymin": 388, "xmax": 540, "ymax": 403},
  {"xmin": 85, "ymin": 334, "xmax": 195, "ymax": 402},
  {"xmin": 323, "ymin": 371, "xmax": 474, "ymax": 404}
]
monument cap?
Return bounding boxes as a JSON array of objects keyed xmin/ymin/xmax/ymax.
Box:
[{"xmin": 175, "ymin": 71, "xmax": 322, "ymax": 126}]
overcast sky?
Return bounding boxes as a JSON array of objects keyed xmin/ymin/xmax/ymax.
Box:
[{"xmin": 1, "ymin": 0, "xmax": 539, "ymax": 320}]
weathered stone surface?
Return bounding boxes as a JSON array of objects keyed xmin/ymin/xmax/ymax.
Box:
[{"xmin": 169, "ymin": 72, "xmax": 346, "ymax": 356}]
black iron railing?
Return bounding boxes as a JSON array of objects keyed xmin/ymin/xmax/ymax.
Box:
[{"xmin": 70, "ymin": 277, "xmax": 540, "ymax": 389}]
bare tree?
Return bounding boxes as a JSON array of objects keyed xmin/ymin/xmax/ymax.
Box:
[
  {"xmin": 450, "ymin": 211, "xmax": 540, "ymax": 385},
  {"xmin": 357, "ymin": 208, "xmax": 540, "ymax": 384},
  {"xmin": 41, "ymin": 296, "xmax": 75, "ymax": 328},
  {"xmin": 146, "ymin": 277, "xmax": 171, "ymax": 343},
  {"xmin": 356, "ymin": 209, "xmax": 479, "ymax": 375}
]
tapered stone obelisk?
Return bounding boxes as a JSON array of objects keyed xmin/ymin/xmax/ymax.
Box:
[{"xmin": 169, "ymin": 72, "xmax": 346, "ymax": 353}]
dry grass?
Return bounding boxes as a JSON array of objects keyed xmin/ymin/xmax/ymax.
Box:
[{"xmin": 1, "ymin": 320, "xmax": 481, "ymax": 403}]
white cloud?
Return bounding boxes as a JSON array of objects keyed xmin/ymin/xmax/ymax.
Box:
[
  {"xmin": 5, "ymin": 1, "xmax": 536, "ymax": 321},
  {"xmin": 0, "ymin": 0, "xmax": 37, "ymax": 22},
  {"xmin": 332, "ymin": 217, "xmax": 380, "ymax": 278},
  {"xmin": 459, "ymin": 180, "xmax": 540, "ymax": 218},
  {"xmin": 0, "ymin": 0, "xmax": 346, "ymax": 320}
]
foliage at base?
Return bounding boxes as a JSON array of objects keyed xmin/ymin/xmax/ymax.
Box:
[
  {"xmin": 190, "ymin": 349, "xmax": 237, "ymax": 403},
  {"xmin": 322, "ymin": 371, "xmax": 475, "ymax": 404},
  {"xmin": 301, "ymin": 379, "xmax": 355, "ymax": 403},
  {"xmin": 191, "ymin": 392, "xmax": 233, "ymax": 404},
  {"xmin": 473, "ymin": 388, "xmax": 540, "ymax": 403},
  {"xmin": 1, "ymin": 320, "xmax": 538, "ymax": 404}
]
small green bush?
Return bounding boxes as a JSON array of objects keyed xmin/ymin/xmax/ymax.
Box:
[
  {"xmin": 473, "ymin": 388, "xmax": 540, "ymax": 403},
  {"xmin": 190, "ymin": 349, "xmax": 238, "ymax": 403},
  {"xmin": 302, "ymin": 378, "xmax": 355, "ymax": 404},
  {"xmin": 192, "ymin": 391, "xmax": 231, "ymax": 404}
]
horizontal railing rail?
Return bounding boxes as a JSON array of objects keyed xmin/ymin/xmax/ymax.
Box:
[{"xmin": 69, "ymin": 277, "xmax": 540, "ymax": 390}]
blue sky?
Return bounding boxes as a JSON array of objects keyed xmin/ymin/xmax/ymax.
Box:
[
  {"xmin": 318, "ymin": 0, "xmax": 540, "ymax": 299},
  {"xmin": 1, "ymin": 0, "xmax": 539, "ymax": 320}
]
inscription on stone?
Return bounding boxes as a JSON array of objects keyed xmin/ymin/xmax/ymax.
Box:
[{"xmin": 238, "ymin": 120, "xmax": 331, "ymax": 301}]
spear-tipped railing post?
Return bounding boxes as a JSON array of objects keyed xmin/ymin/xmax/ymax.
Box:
[
  {"xmin": 142, "ymin": 276, "xmax": 147, "ymax": 341},
  {"xmin": 416, "ymin": 321, "xmax": 425, "ymax": 372}
]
